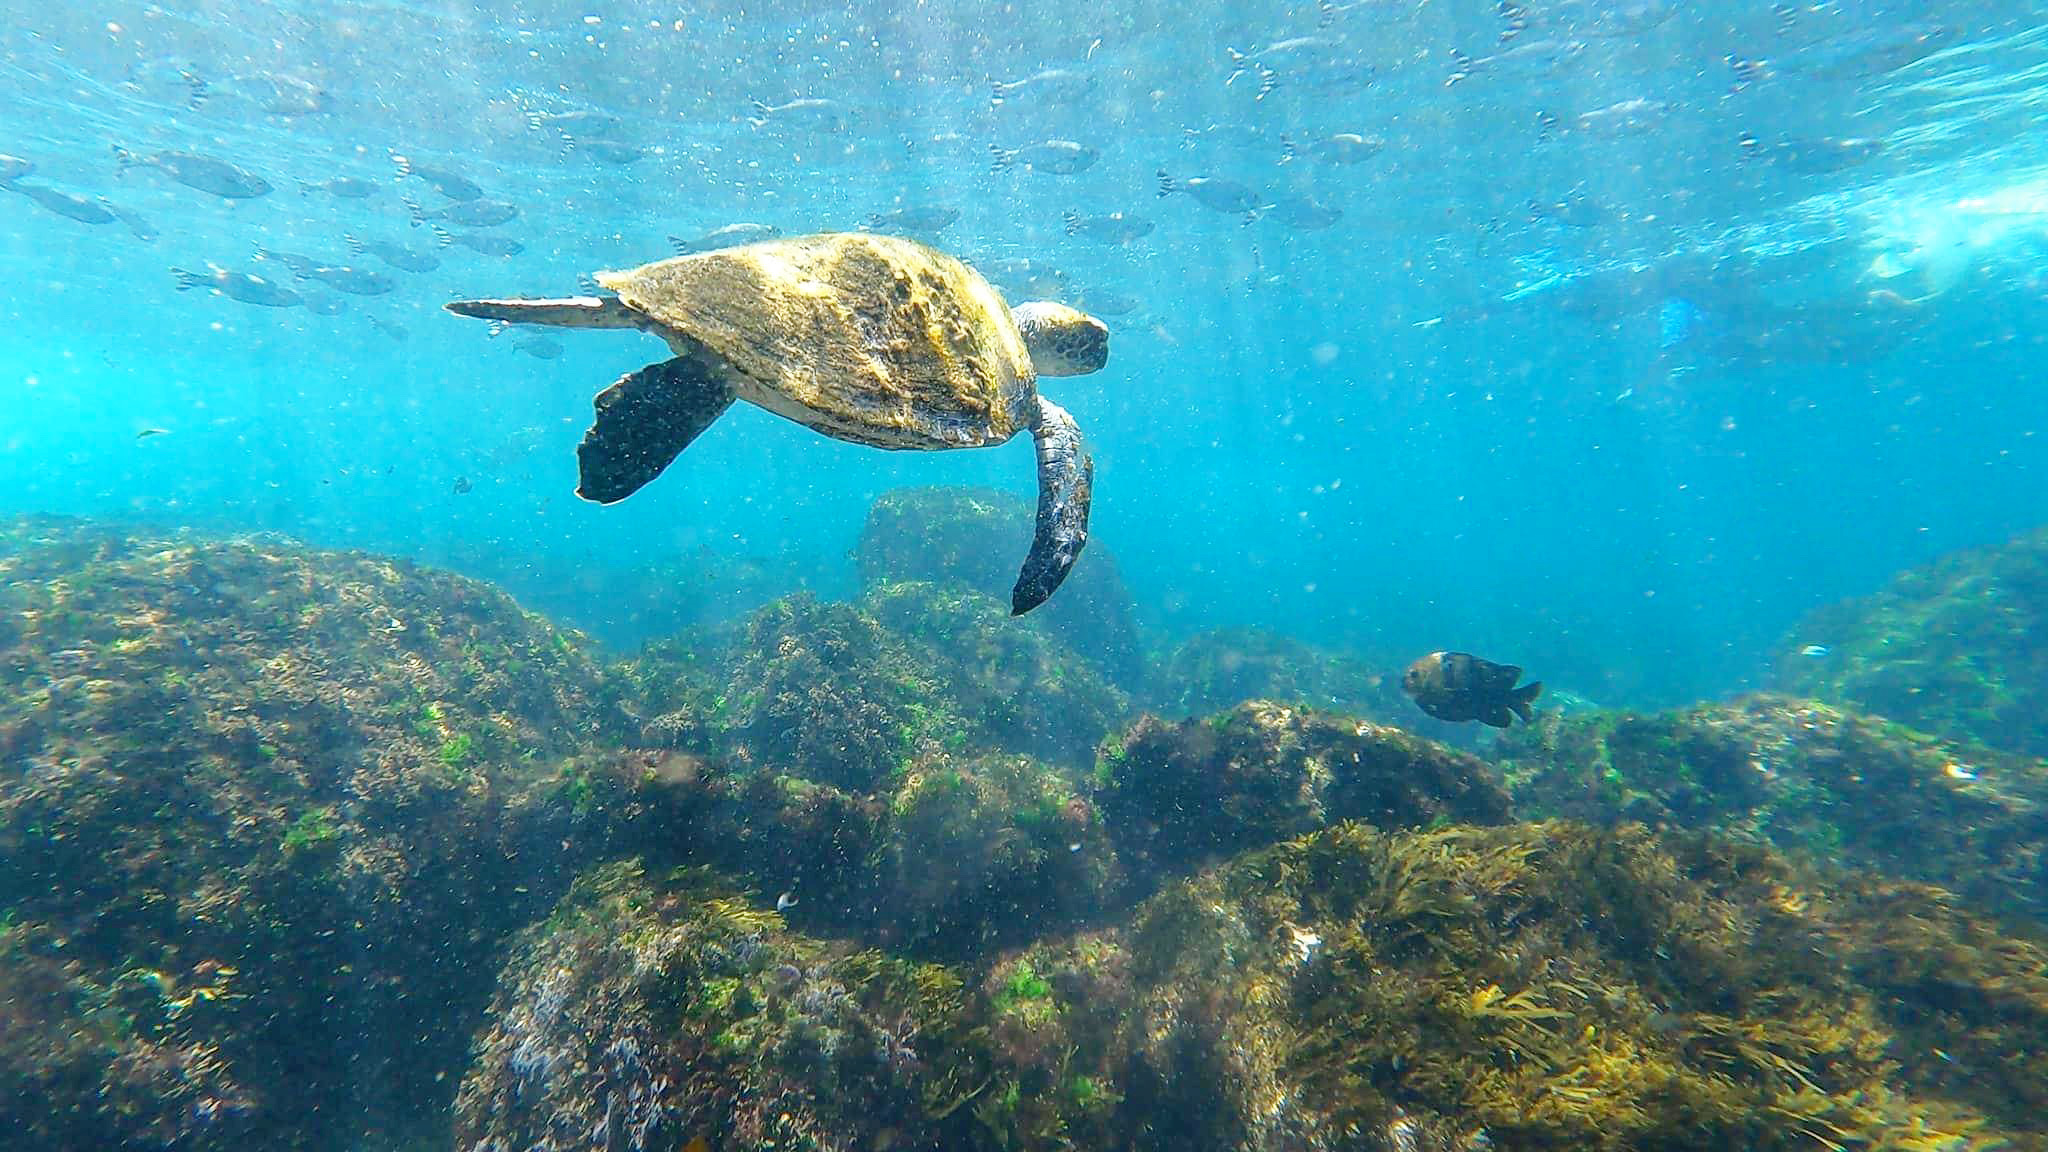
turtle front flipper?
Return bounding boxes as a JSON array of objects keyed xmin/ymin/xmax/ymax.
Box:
[
  {"xmin": 576, "ymin": 357, "xmax": 736, "ymax": 504},
  {"xmin": 445, "ymin": 295, "xmax": 646, "ymax": 330},
  {"xmin": 1011, "ymin": 395, "xmax": 1094, "ymax": 615}
]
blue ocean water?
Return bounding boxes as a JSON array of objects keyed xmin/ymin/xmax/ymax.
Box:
[{"xmin": 1, "ymin": 0, "xmax": 2043, "ymax": 710}]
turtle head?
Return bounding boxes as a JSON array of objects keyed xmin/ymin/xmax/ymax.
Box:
[{"xmin": 1012, "ymin": 300, "xmax": 1109, "ymax": 377}]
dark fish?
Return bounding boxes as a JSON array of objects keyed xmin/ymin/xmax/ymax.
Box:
[
  {"xmin": 253, "ymin": 246, "xmax": 324, "ymax": 275},
  {"xmin": 0, "ymin": 153, "xmax": 32, "ymax": 183},
  {"xmin": 513, "ymin": 335, "xmax": 563, "ymax": 360},
  {"xmin": 406, "ymin": 196, "xmax": 519, "ymax": 228},
  {"xmin": 748, "ymin": 98, "xmax": 851, "ymax": 132},
  {"xmin": 990, "ymin": 140, "xmax": 1099, "ymax": 175},
  {"xmin": 368, "ymin": 316, "xmax": 410, "ymax": 342},
  {"xmin": 301, "ymin": 176, "xmax": 378, "ymax": 199},
  {"xmin": 451, "ymin": 475, "xmax": 473, "ymax": 495},
  {"xmin": 570, "ymin": 139, "xmax": 644, "ymax": 165},
  {"xmin": 990, "ymin": 68, "xmax": 1097, "ymax": 107},
  {"xmin": 347, "ymin": 233, "xmax": 443, "ymax": 272},
  {"xmin": 1063, "ymin": 210, "xmax": 1154, "ymax": 244},
  {"xmin": 395, "ymin": 156, "xmax": 482, "ymax": 201},
  {"xmin": 1402, "ymin": 651, "xmax": 1542, "ymax": 728},
  {"xmin": 864, "ymin": 205, "xmax": 960, "ymax": 234},
  {"xmin": 172, "ymin": 266, "xmax": 304, "ymax": 308},
  {"xmin": 449, "ymin": 232, "xmax": 526, "ymax": 256},
  {"xmin": 136, "ymin": 427, "xmax": 171, "ymax": 439},
  {"xmin": 1740, "ymin": 133, "xmax": 1884, "ymax": 175},
  {"xmin": 669, "ymin": 222, "xmax": 780, "ymax": 254},
  {"xmin": 113, "ymin": 148, "xmax": 272, "ymax": 198},
  {"xmin": 5, "ymin": 182, "xmax": 115, "ymax": 224},
  {"xmin": 1274, "ymin": 194, "xmax": 1342, "ymax": 230},
  {"xmin": 1158, "ymin": 169, "xmax": 1265, "ymax": 221}
]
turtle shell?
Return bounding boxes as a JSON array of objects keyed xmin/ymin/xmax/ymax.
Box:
[{"xmin": 597, "ymin": 232, "xmax": 1036, "ymax": 450}]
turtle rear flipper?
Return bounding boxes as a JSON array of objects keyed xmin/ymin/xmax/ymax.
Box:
[
  {"xmin": 444, "ymin": 295, "xmax": 646, "ymax": 330},
  {"xmin": 576, "ymin": 357, "xmax": 735, "ymax": 504},
  {"xmin": 1011, "ymin": 396, "xmax": 1093, "ymax": 615}
]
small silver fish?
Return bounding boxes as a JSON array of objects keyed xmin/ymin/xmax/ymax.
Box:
[
  {"xmin": 6, "ymin": 182, "xmax": 115, "ymax": 224},
  {"xmin": 990, "ymin": 68, "xmax": 1097, "ymax": 107},
  {"xmin": 301, "ymin": 176, "xmax": 378, "ymax": 199},
  {"xmin": 172, "ymin": 266, "xmax": 303, "ymax": 308},
  {"xmin": 406, "ymin": 196, "xmax": 519, "ymax": 228},
  {"xmin": 114, "ymin": 148, "xmax": 272, "ymax": 198},
  {"xmin": 1063, "ymin": 210, "xmax": 1154, "ymax": 244},
  {"xmin": 669, "ymin": 223, "xmax": 781, "ymax": 255},
  {"xmin": 347, "ymin": 233, "xmax": 443, "ymax": 273},
  {"xmin": 395, "ymin": 156, "xmax": 482, "ymax": 200},
  {"xmin": 864, "ymin": 205, "xmax": 960, "ymax": 234},
  {"xmin": 1158, "ymin": 169, "xmax": 1265, "ymax": 221},
  {"xmin": 990, "ymin": 140, "xmax": 1099, "ymax": 175},
  {"xmin": 748, "ymin": 97, "xmax": 851, "ymax": 132}
]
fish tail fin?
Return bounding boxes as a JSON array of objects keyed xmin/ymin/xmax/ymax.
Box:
[
  {"xmin": 1280, "ymin": 133, "xmax": 1298, "ymax": 163},
  {"xmin": 344, "ymin": 233, "xmax": 367, "ymax": 257},
  {"xmin": 988, "ymin": 79, "xmax": 1007, "ymax": 107},
  {"xmin": 666, "ymin": 234, "xmax": 690, "ymax": 255},
  {"xmin": 1510, "ymin": 681, "xmax": 1543, "ymax": 724},
  {"xmin": 1156, "ymin": 169, "xmax": 1175, "ymax": 198},
  {"xmin": 430, "ymin": 223, "xmax": 454, "ymax": 248},
  {"xmin": 1317, "ymin": 0, "xmax": 1340, "ymax": 27},
  {"xmin": 392, "ymin": 153, "xmax": 416, "ymax": 179},
  {"xmin": 989, "ymin": 143, "xmax": 1015, "ymax": 173},
  {"xmin": 170, "ymin": 267, "xmax": 203, "ymax": 292},
  {"xmin": 1062, "ymin": 210, "xmax": 1080, "ymax": 236},
  {"xmin": 112, "ymin": 145, "xmax": 142, "ymax": 172},
  {"xmin": 1255, "ymin": 65, "xmax": 1279, "ymax": 101},
  {"xmin": 402, "ymin": 193, "xmax": 425, "ymax": 228},
  {"xmin": 298, "ymin": 180, "xmax": 316, "ymax": 195},
  {"xmin": 747, "ymin": 99, "xmax": 772, "ymax": 127}
]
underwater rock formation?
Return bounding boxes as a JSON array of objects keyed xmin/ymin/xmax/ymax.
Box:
[
  {"xmin": 0, "ymin": 518, "xmax": 628, "ymax": 1150},
  {"xmin": 1098, "ymin": 701, "xmax": 1514, "ymax": 882},
  {"xmin": 967, "ymin": 821, "xmax": 2047, "ymax": 1152},
  {"xmin": 856, "ymin": 487, "xmax": 1146, "ymax": 689},
  {"xmin": 459, "ymin": 823, "xmax": 2048, "ymax": 1152},
  {"xmin": 626, "ymin": 585, "xmax": 1128, "ymax": 791},
  {"xmin": 1496, "ymin": 693, "xmax": 2048, "ymax": 918},
  {"xmin": 1777, "ymin": 525, "xmax": 2048, "ymax": 757},
  {"xmin": 454, "ymin": 860, "xmax": 972, "ymax": 1152}
]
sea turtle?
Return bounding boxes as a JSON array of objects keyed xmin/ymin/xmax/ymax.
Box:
[{"xmin": 445, "ymin": 231, "xmax": 1110, "ymax": 614}]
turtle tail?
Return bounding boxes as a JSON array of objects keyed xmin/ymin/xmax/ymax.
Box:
[
  {"xmin": 444, "ymin": 296, "xmax": 646, "ymax": 330},
  {"xmin": 1012, "ymin": 396, "xmax": 1093, "ymax": 616}
]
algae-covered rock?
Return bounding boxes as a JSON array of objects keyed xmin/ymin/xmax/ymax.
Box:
[
  {"xmin": 710, "ymin": 586, "xmax": 1128, "ymax": 790},
  {"xmin": 1496, "ymin": 693, "xmax": 2048, "ymax": 917},
  {"xmin": 856, "ymin": 487, "xmax": 1146, "ymax": 688},
  {"xmin": 1778, "ymin": 525, "xmax": 2048, "ymax": 757},
  {"xmin": 454, "ymin": 860, "xmax": 977, "ymax": 1152},
  {"xmin": 1099, "ymin": 701, "xmax": 1514, "ymax": 879},
  {"xmin": 0, "ymin": 518, "xmax": 627, "ymax": 1150},
  {"xmin": 971, "ymin": 822, "xmax": 2044, "ymax": 1152}
]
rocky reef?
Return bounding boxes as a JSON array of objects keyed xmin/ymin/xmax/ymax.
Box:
[
  {"xmin": 7, "ymin": 510, "xmax": 2048, "ymax": 1152},
  {"xmin": 1777, "ymin": 525, "xmax": 2048, "ymax": 757},
  {"xmin": 0, "ymin": 518, "xmax": 628, "ymax": 1151},
  {"xmin": 456, "ymin": 822, "xmax": 2047, "ymax": 1152},
  {"xmin": 855, "ymin": 487, "xmax": 1146, "ymax": 689},
  {"xmin": 1497, "ymin": 693, "xmax": 2048, "ymax": 919}
]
